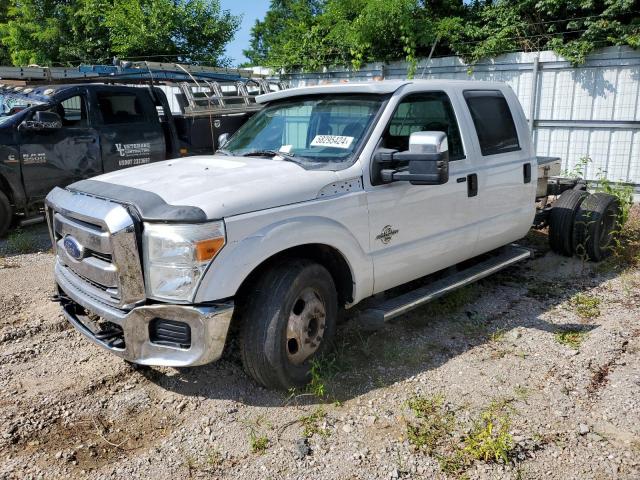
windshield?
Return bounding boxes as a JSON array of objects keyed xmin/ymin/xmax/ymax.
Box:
[
  {"xmin": 221, "ymin": 94, "xmax": 385, "ymax": 169},
  {"xmin": 0, "ymin": 92, "xmax": 44, "ymax": 125}
]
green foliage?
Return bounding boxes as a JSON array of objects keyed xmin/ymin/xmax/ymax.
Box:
[
  {"xmin": 0, "ymin": 0, "xmax": 240, "ymax": 66},
  {"xmin": 570, "ymin": 293, "xmax": 601, "ymax": 318},
  {"xmin": 249, "ymin": 431, "xmax": 269, "ymax": 454},
  {"xmin": 462, "ymin": 404, "xmax": 514, "ymax": 463},
  {"xmin": 299, "ymin": 406, "xmax": 329, "ymax": 438},
  {"xmin": 554, "ymin": 327, "xmax": 588, "ymax": 349},
  {"xmin": 406, "ymin": 395, "xmax": 455, "ymax": 454},
  {"xmin": 245, "ymin": 0, "xmax": 640, "ymax": 71}
]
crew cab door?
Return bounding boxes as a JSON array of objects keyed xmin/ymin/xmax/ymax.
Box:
[
  {"xmin": 460, "ymin": 89, "xmax": 536, "ymax": 256},
  {"xmin": 93, "ymin": 88, "xmax": 165, "ymax": 173},
  {"xmin": 19, "ymin": 90, "xmax": 101, "ymax": 201},
  {"xmin": 365, "ymin": 89, "xmax": 478, "ymax": 294}
]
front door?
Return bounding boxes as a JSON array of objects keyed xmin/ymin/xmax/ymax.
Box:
[
  {"xmin": 365, "ymin": 90, "xmax": 478, "ymax": 294},
  {"xmin": 20, "ymin": 91, "xmax": 101, "ymax": 202},
  {"xmin": 93, "ymin": 89, "xmax": 165, "ymax": 173}
]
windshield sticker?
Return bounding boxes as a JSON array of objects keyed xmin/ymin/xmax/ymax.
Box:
[{"xmin": 311, "ymin": 135, "xmax": 354, "ymax": 149}]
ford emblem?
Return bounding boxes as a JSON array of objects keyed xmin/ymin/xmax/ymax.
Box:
[{"xmin": 63, "ymin": 235, "xmax": 84, "ymax": 261}]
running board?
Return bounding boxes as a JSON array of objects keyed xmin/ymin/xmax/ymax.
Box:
[{"xmin": 358, "ymin": 245, "xmax": 531, "ymax": 329}]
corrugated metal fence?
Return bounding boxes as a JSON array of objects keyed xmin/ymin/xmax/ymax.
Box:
[{"xmin": 279, "ymin": 46, "xmax": 640, "ymax": 188}]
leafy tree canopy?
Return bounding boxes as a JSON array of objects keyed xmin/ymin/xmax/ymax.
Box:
[
  {"xmin": 0, "ymin": 0, "xmax": 241, "ymax": 66},
  {"xmin": 244, "ymin": 0, "xmax": 640, "ymax": 72}
]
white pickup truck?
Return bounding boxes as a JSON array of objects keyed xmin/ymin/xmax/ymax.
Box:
[{"xmin": 45, "ymin": 80, "xmax": 621, "ymax": 390}]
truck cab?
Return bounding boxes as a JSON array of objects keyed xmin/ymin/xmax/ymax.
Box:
[{"xmin": 45, "ymin": 80, "xmax": 620, "ymax": 390}]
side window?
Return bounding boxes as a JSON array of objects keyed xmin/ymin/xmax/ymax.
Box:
[
  {"xmin": 56, "ymin": 95, "xmax": 87, "ymax": 127},
  {"xmin": 463, "ymin": 90, "xmax": 520, "ymax": 156},
  {"xmin": 96, "ymin": 92, "xmax": 146, "ymax": 124},
  {"xmin": 381, "ymin": 92, "xmax": 464, "ymax": 160}
]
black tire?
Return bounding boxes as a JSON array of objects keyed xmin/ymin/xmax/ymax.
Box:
[
  {"xmin": 548, "ymin": 189, "xmax": 589, "ymax": 256},
  {"xmin": 573, "ymin": 192, "xmax": 622, "ymax": 262},
  {"xmin": 239, "ymin": 259, "xmax": 338, "ymax": 390},
  {"xmin": 0, "ymin": 190, "xmax": 12, "ymax": 238}
]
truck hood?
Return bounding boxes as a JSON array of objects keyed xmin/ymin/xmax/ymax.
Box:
[{"xmin": 73, "ymin": 155, "xmax": 342, "ymax": 220}]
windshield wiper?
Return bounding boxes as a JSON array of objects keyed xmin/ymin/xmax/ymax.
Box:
[
  {"xmin": 215, "ymin": 148, "xmax": 233, "ymax": 156},
  {"xmin": 241, "ymin": 149, "xmax": 296, "ymax": 159}
]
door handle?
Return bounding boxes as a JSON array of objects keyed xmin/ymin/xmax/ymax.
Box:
[
  {"xmin": 523, "ymin": 163, "xmax": 532, "ymax": 183},
  {"xmin": 74, "ymin": 137, "xmax": 96, "ymax": 144},
  {"xmin": 467, "ymin": 173, "xmax": 478, "ymax": 197}
]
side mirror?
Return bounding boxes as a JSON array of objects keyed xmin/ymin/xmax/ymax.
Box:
[
  {"xmin": 19, "ymin": 111, "xmax": 62, "ymax": 132},
  {"xmin": 217, "ymin": 132, "xmax": 229, "ymax": 148},
  {"xmin": 375, "ymin": 131, "xmax": 449, "ymax": 185}
]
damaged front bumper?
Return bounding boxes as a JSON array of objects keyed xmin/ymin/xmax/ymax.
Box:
[{"xmin": 55, "ymin": 261, "xmax": 233, "ymax": 367}]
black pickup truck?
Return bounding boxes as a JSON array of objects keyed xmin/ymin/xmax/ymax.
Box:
[{"xmin": 0, "ymin": 81, "xmax": 272, "ymax": 236}]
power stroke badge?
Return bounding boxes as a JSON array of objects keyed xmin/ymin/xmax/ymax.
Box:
[{"xmin": 376, "ymin": 225, "xmax": 399, "ymax": 244}]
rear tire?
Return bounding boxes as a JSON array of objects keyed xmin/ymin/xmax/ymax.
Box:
[
  {"xmin": 573, "ymin": 192, "xmax": 621, "ymax": 262},
  {"xmin": 0, "ymin": 191, "xmax": 12, "ymax": 238},
  {"xmin": 239, "ymin": 259, "xmax": 338, "ymax": 390},
  {"xmin": 548, "ymin": 189, "xmax": 589, "ymax": 256}
]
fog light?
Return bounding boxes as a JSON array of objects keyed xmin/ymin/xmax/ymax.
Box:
[{"xmin": 149, "ymin": 319, "xmax": 191, "ymax": 349}]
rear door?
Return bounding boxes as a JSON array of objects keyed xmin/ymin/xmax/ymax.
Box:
[
  {"xmin": 365, "ymin": 88, "xmax": 478, "ymax": 294},
  {"xmin": 93, "ymin": 88, "xmax": 165, "ymax": 173},
  {"xmin": 460, "ymin": 89, "xmax": 536, "ymax": 256},
  {"xmin": 19, "ymin": 89, "xmax": 101, "ymax": 201}
]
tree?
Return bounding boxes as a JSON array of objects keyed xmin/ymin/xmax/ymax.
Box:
[
  {"xmin": 0, "ymin": 0, "xmax": 241, "ymax": 66},
  {"xmin": 244, "ymin": 0, "xmax": 640, "ymax": 71}
]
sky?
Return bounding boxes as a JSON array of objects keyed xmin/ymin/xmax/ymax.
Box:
[{"xmin": 220, "ymin": 0, "xmax": 272, "ymax": 66}]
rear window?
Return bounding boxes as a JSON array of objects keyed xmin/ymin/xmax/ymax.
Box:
[
  {"xmin": 97, "ymin": 92, "xmax": 146, "ymax": 124},
  {"xmin": 463, "ymin": 90, "xmax": 520, "ymax": 156}
]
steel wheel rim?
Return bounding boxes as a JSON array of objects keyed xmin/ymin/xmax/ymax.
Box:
[{"xmin": 286, "ymin": 287, "xmax": 326, "ymax": 365}]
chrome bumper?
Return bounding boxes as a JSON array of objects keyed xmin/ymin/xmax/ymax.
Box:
[{"xmin": 55, "ymin": 261, "xmax": 233, "ymax": 367}]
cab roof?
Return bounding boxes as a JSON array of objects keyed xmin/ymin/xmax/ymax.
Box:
[{"xmin": 257, "ymin": 79, "xmax": 508, "ymax": 104}]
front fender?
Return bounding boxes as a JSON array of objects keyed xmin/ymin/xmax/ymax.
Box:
[{"xmin": 194, "ymin": 203, "xmax": 373, "ymax": 305}]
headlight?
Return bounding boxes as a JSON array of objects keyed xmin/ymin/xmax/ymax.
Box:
[{"xmin": 142, "ymin": 221, "xmax": 225, "ymax": 301}]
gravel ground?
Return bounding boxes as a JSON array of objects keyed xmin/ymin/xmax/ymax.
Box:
[{"xmin": 0, "ymin": 211, "xmax": 639, "ymax": 480}]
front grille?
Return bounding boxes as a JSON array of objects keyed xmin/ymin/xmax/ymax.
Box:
[{"xmin": 46, "ymin": 188, "xmax": 146, "ymax": 309}]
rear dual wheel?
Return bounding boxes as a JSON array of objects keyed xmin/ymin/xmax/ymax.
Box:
[
  {"xmin": 548, "ymin": 190, "xmax": 621, "ymax": 261},
  {"xmin": 573, "ymin": 193, "xmax": 621, "ymax": 262}
]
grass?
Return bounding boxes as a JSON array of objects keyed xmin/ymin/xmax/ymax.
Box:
[
  {"xmin": 462, "ymin": 403, "xmax": 514, "ymax": 463},
  {"xmin": 307, "ymin": 354, "xmax": 342, "ymax": 399},
  {"xmin": 299, "ymin": 407, "xmax": 329, "ymax": 438},
  {"xmin": 554, "ymin": 328, "xmax": 588, "ymax": 349},
  {"xmin": 405, "ymin": 395, "xmax": 516, "ymax": 475},
  {"xmin": 526, "ymin": 281, "xmax": 561, "ymax": 300},
  {"xmin": 570, "ymin": 293, "xmax": 601, "ymax": 318},
  {"xmin": 5, "ymin": 229, "xmax": 36, "ymax": 254},
  {"xmin": 406, "ymin": 395, "xmax": 455, "ymax": 455},
  {"xmin": 249, "ymin": 431, "xmax": 269, "ymax": 454}
]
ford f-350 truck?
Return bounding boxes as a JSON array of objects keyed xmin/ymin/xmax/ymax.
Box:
[{"xmin": 45, "ymin": 80, "xmax": 621, "ymax": 390}]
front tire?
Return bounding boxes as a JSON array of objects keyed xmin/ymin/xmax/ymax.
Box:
[
  {"xmin": 0, "ymin": 191, "xmax": 12, "ymax": 238},
  {"xmin": 239, "ymin": 259, "xmax": 338, "ymax": 390}
]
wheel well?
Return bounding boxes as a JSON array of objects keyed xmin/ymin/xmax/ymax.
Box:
[{"xmin": 235, "ymin": 244, "xmax": 354, "ymax": 308}]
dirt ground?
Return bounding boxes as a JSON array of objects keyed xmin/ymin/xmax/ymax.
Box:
[{"xmin": 1, "ymin": 211, "xmax": 639, "ymax": 480}]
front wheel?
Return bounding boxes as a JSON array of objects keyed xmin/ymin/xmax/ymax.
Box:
[
  {"xmin": 0, "ymin": 191, "xmax": 12, "ymax": 238},
  {"xmin": 239, "ymin": 259, "xmax": 338, "ymax": 390}
]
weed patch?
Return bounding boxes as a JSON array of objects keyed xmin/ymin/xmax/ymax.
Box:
[
  {"xmin": 405, "ymin": 395, "xmax": 516, "ymax": 475},
  {"xmin": 406, "ymin": 395, "xmax": 455, "ymax": 454},
  {"xmin": 299, "ymin": 407, "xmax": 329, "ymax": 438},
  {"xmin": 463, "ymin": 404, "xmax": 514, "ymax": 463},
  {"xmin": 249, "ymin": 432, "xmax": 269, "ymax": 454},
  {"xmin": 569, "ymin": 293, "xmax": 601, "ymax": 318},
  {"xmin": 5, "ymin": 229, "xmax": 36, "ymax": 255},
  {"xmin": 554, "ymin": 328, "xmax": 588, "ymax": 349}
]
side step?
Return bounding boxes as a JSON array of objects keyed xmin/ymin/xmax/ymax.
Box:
[{"xmin": 358, "ymin": 245, "xmax": 531, "ymax": 329}]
